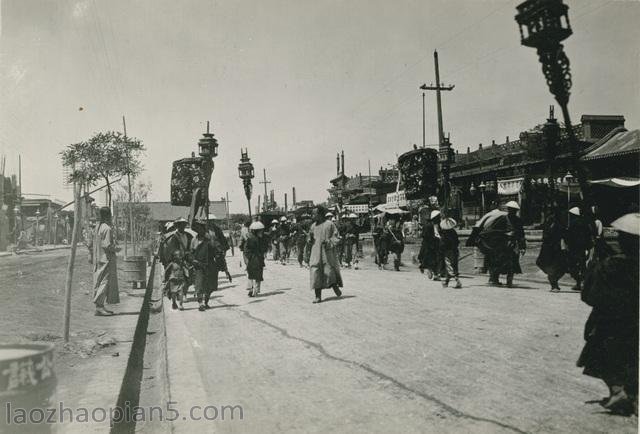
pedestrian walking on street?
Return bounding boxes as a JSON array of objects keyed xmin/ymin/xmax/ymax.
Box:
[
  {"xmin": 246, "ymin": 221, "xmax": 267, "ymax": 297},
  {"xmin": 92, "ymin": 206, "xmax": 120, "ymax": 316},
  {"xmin": 270, "ymin": 220, "xmax": 280, "ymax": 261},
  {"xmin": 208, "ymin": 219, "xmax": 232, "ymax": 283},
  {"xmin": 372, "ymin": 218, "xmax": 388, "ymax": 269},
  {"xmin": 293, "ymin": 218, "xmax": 309, "ymax": 268},
  {"xmin": 439, "ymin": 217, "xmax": 462, "ymax": 288},
  {"xmin": 309, "ymin": 206, "xmax": 343, "ymax": 303},
  {"xmin": 481, "ymin": 201, "xmax": 525, "ymax": 288},
  {"xmin": 577, "ymin": 212, "xmax": 639, "ymax": 416},
  {"xmin": 239, "ymin": 220, "xmax": 250, "ymax": 268},
  {"xmin": 419, "ymin": 210, "xmax": 442, "ymax": 280},
  {"xmin": 165, "ymin": 217, "xmax": 194, "ymax": 298},
  {"xmin": 537, "ymin": 209, "xmax": 567, "ymax": 292},
  {"xmin": 343, "ymin": 214, "xmax": 359, "ymax": 269},
  {"xmin": 387, "ymin": 219, "xmax": 405, "ymax": 271},
  {"xmin": 278, "ymin": 216, "xmax": 291, "ymax": 265},
  {"xmin": 158, "ymin": 222, "xmax": 175, "ymax": 268},
  {"xmin": 565, "ymin": 207, "xmax": 594, "ymax": 291},
  {"xmin": 164, "ymin": 251, "xmax": 188, "ymax": 310},
  {"xmin": 190, "ymin": 222, "xmax": 214, "ymax": 311}
]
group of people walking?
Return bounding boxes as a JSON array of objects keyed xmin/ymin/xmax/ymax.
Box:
[
  {"xmin": 158, "ymin": 217, "xmax": 232, "ymax": 312},
  {"xmin": 237, "ymin": 205, "xmax": 344, "ymax": 303},
  {"xmin": 89, "ymin": 197, "xmax": 638, "ymax": 416}
]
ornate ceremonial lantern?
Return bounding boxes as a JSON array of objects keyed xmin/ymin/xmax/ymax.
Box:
[
  {"xmin": 170, "ymin": 123, "xmax": 218, "ymax": 222},
  {"xmin": 397, "ymin": 148, "xmax": 438, "ymax": 200},
  {"xmin": 238, "ymin": 148, "xmax": 255, "ymax": 217},
  {"xmin": 197, "ymin": 122, "xmax": 219, "ymax": 158},
  {"xmin": 515, "ymin": 0, "xmax": 591, "ymax": 213}
]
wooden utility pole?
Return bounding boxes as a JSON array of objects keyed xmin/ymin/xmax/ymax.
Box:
[
  {"xmin": 420, "ymin": 50, "xmax": 454, "ymax": 144},
  {"xmin": 259, "ymin": 169, "xmax": 271, "ymax": 212},
  {"xmin": 422, "ymin": 92, "xmax": 426, "ymax": 148},
  {"xmin": 420, "ymin": 50, "xmax": 455, "ymax": 210},
  {"xmin": 225, "ymin": 192, "xmax": 231, "ymax": 230},
  {"xmin": 123, "ymin": 115, "xmax": 135, "ymax": 256},
  {"xmin": 63, "ymin": 181, "xmax": 82, "ymax": 342}
]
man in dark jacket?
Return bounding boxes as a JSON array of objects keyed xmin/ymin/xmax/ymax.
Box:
[
  {"xmin": 577, "ymin": 212, "xmax": 639, "ymax": 415},
  {"xmin": 565, "ymin": 207, "xmax": 594, "ymax": 291},
  {"xmin": 536, "ymin": 209, "xmax": 567, "ymax": 292}
]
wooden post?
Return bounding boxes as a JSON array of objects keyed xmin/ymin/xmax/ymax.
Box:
[{"xmin": 63, "ymin": 182, "xmax": 82, "ymax": 342}]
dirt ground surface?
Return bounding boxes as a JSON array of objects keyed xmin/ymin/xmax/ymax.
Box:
[
  {"xmin": 0, "ymin": 249, "xmax": 144, "ymax": 432},
  {"xmin": 159, "ymin": 249, "xmax": 637, "ymax": 434}
]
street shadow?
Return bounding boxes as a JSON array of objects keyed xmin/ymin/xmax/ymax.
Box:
[
  {"xmin": 321, "ymin": 295, "xmax": 356, "ymax": 303},
  {"xmin": 255, "ymin": 290, "xmax": 285, "ymax": 298},
  {"xmin": 217, "ymin": 284, "xmax": 237, "ymax": 291},
  {"xmin": 210, "ymin": 304, "xmax": 239, "ymax": 309},
  {"xmin": 112, "ymin": 311, "xmax": 140, "ymax": 316},
  {"xmin": 476, "ymin": 284, "xmax": 538, "ymax": 291},
  {"xmin": 273, "ymin": 287, "xmax": 292, "ymax": 291},
  {"xmin": 585, "ymin": 399, "xmax": 607, "ymax": 405},
  {"xmin": 230, "ymin": 273, "xmax": 245, "ymax": 279}
]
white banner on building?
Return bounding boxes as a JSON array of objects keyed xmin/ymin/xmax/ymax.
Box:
[
  {"xmin": 497, "ymin": 177, "xmax": 524, "ymax": 196},
  {"xmin": 386, "ymin": 190, "xmax": 407, "ymax": 207},
  {"xmin": 344, "ymin": 204, "xmax": 369, "ymax": 214}
]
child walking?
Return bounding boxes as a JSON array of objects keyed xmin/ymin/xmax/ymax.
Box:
[
  {"xmin": 439, "ymin": 217, "xmax": 462, "ymax": 289},
  {"xmin": 164, "ymin": 251, "xmax": 188, "ymax": 310}
]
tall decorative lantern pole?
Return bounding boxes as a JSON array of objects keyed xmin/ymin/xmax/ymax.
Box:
[
  {"xmin": 238, "ymin": 148, "xmax": 255, "ymax": 218},
  {"xmin": 515, "ymin": 0, "xmax": 590, "ymax": 210}
]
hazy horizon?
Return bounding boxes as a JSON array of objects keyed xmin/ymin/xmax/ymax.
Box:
[{"xmin": 1, "ymin": 0, "xmax": 638, "ymax": 212}]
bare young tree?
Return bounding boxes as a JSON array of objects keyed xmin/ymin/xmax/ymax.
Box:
[{"xmin": 60, "ymin": 131, "xmax": 145, "ymax": 208}]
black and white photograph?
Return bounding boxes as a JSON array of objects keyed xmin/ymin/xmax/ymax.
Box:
[{"xmin": 0, "ymin": 0, "xmax": 639, "ymax": 432}]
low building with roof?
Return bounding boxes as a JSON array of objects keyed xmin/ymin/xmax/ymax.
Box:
[{"xmin": 448, "ymin": 110, "xmax": 630, "ymax": 225}]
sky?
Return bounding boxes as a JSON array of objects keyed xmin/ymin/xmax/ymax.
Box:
[{"xmin": 1, "ymin": 0, "xmax": 639, "ymax": 213}]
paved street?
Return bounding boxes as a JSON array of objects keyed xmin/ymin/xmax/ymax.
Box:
[{"xmin": 164, "ymin": 254, "xmax": 637, "ymax": 434}]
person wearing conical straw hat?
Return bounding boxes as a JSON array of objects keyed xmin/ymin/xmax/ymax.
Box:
[
  {"xmin": 246, "ymin": 221, "xmax": 268, "ymax": 297},
  {"xmin": 577, "ymin": 212, "xmax": 639, "ymax": 415},
  {"xmin": 484, "ymin": 201, "xmax": 525, "ymax": 288},
  {"xmin": 438, "ymin": 216, "xmax": 462, "ymax": 288}
]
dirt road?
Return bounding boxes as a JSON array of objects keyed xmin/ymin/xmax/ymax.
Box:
[{"xmin": 162, "ymin": 254, "xmax": 637, "ymax": 433}]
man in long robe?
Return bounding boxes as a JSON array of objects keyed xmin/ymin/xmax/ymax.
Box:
[
  {"xmin": 309, "ymin": 206, "xmax": 343, "ymax": 303},
  {"xmin": 93, "ymin": 207, "xmax": 119, "ymax": 316},
  {"xmin": 478, "ymin": 201, "xmax": 525, "ymax": 287}
]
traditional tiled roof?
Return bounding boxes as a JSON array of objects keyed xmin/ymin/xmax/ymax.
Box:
[{"xmin": 582, "ymin": 129, "xmax": 640, "ymax": 161}]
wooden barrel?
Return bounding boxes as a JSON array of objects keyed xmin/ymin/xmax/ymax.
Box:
[
  {"xmin": 473, "ymin": 247, "xmax": 485, "ymax": 273},
  {"xmin": 0, "ymin": 344, "xmax": 56, "ymax": 430},
  {"xmin": 119, "ymin": 256, "xmax": 147, "ymax": 286}
]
